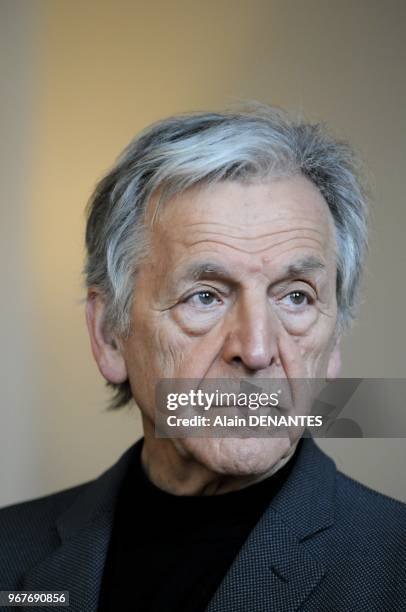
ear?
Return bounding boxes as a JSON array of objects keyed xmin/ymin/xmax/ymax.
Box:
[
  {"xmin": 326, "ymin": 340, "xmax": 341, "ymax": 381},
  {"xmin": 86, "ymin": 289, "xmax": 128, "ymax": 384}
]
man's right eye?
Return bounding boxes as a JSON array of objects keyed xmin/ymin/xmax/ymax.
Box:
[{"xmin": 186, "ymin": 291, "xmax": 221, "ymax": 308}]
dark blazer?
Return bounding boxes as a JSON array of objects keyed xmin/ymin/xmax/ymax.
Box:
[{"xmin": 0, "ymin": 438, "xmax": 405, "ymax": 612}]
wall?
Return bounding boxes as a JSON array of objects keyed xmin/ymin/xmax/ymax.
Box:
[{"xmin": 1, "ymin": 0, "xmax": 405, "ymax": 506}]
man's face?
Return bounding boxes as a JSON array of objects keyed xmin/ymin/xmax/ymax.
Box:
[{"xmin": 121, "ymin": 176, "xmax": 339, "ymax": 475}]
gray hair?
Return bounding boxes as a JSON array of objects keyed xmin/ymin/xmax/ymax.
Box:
[{"xmin": 85, "ymin": 104, "xmax": 368, "ymax": 408}]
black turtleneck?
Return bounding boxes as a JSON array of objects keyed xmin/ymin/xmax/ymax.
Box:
[{"xmin": 98, "ymin": 439, "xmax": 300, "ymax": 612}]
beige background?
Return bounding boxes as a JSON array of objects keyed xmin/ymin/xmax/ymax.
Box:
[{"xmin": 1, "ymin": 0, "xmax": 405, "ymax": 508}]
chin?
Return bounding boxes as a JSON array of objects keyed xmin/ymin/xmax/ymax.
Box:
[{"xmin": 179, "ymin": 436, "xmax": 294, "ymax": 478}]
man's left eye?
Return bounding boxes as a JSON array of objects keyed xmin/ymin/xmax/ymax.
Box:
[{"xmin": 281, "ymin": 291, "xmax": 310, "ymax": 307}]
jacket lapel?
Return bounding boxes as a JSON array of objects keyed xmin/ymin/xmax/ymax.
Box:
[
  {"xmin": 21, "ymin": 443, "xmax": 138, "ymax": 612},
  {"xmin": 207, "ymin": 437, "xmax": 336, "ymax": 612},
  {"xmin": 20, "ymin": 437, "xmax": 335, "ymax": 612}
]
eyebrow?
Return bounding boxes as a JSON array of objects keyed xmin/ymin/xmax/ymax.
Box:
[
  {"xmin": 184, "ymin": 262, "xmax": 232, "ymax": 282},
  {"xmin": 282, "ymin": 256, "xmax": 326, "ymax": 278},
  {"xmin": 179, "ymin": 256, "xmax": 325, "ymax": 284}
]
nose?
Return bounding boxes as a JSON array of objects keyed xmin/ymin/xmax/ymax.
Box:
[{"xmin": 221, "ymin": 292, "xmax": 279, "ymax": 372}]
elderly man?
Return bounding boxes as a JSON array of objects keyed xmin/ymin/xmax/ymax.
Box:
[{"xmin": 0, "ymin": 106, "xmax": 405, "ymax": 611}]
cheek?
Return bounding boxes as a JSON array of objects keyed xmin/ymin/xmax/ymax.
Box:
[
  {"xmin": 274, "ymin": 312, "xmax": 320, "ymax": 373},
  {"xmin": 275, "ymin": 308, "xmax": 318, "ymax": 337},
  {"xmin": 130, "ymin": 320, "xmax": 187, "ymax": 381},
  {"xmin": 154, "ymin": 323, "xmax": 189, "ymax": 377},
  {"xmin": 153, "ymin": 306, "xmax": 228, "ymax": 377},
  {"xmin": 290, "ymin": 325, "xmax": 336, "ymax": 376},
  {"xmin": 144, "ymin": 315, "xmax": 213, "ymax": 379},
  {"xmin": 158, "ymin": 322, "xmax": 233, "ymax": 380},
  {"xmin": 172, "ymin": 304, "xmax": 224, "ymax": 336}
]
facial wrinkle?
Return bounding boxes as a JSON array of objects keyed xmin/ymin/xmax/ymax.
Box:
[
  {"xmin": 181, "ymin": 225, "xmax": 325, "ymax": 242},
  {"xmin": 182, "ymin": 216, "xmax": 329, "ymax": 231},
  {"xmin": 183, "ymin": 235, "xmax": 326, "ymax": 256}
]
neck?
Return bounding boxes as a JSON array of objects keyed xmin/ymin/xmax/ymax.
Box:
[{"xmin": 140, "ymin": 417, "xmax": 296, "ymax": 496}]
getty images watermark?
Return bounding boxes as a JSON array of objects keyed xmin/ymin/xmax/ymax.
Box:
[
  {"xmin": 154, "ymin": 378, "xmax": 406, "ymax": 438},
  {"xmin": 165, "ymin": 388, "xmax": 322, "ymax": 428}
]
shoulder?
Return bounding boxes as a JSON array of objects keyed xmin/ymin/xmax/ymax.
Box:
[
  {"xmin": 0, "ymin": 481, "xmax": 90, "ymax": 534},
  {"xmin": 297, "ymin": 448, "xmax": 406, "ymax": 609},
  {"xmin": 0, "ymin": 442, "xmax": 139, "ymax": 589},
  {"xmin": 0, "ymin": 440, "xmax": 141, "ymax": 542},
  {"xmin": 329, "ymin": 470, "xmax": 405, "ymax": 596},
  {"xmin": 335, "ymin": 469, "xmax": 406, "ymax": 529},
  {"xmin": 0, "ymin": 482, "xmax": 91, "ymax": 588},
  {"xmin": 300, "ymin": 439, "xmax": 405, "ymax": 572}
]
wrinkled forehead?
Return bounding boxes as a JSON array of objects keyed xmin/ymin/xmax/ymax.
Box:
[{"xmin": 146, "ymin": 176, "xmax": 338, "ymax": 259}]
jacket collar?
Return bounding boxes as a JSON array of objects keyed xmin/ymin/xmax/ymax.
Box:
[
  {"xmin": 22, "ymin": 437, "xmax": 335, "ymax": 612},
  {"xmin": 21, "ymin": 442, "xmax": 139, "ymax": 612},
  {"xmin": 207, "ymin": 437, "xmax": 336, "ymax": 612}
]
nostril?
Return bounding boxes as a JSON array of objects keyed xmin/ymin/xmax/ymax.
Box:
[{"xmin": 231, "ymin": 356, "xmax": 243, "ymax": 366}]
